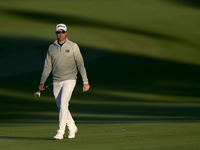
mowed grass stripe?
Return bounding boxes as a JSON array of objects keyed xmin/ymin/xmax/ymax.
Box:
[{"xmin": 0, "ymin": 123, "xmax": 200, "ymax": 150}]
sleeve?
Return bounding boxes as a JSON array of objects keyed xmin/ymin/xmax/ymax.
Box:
[
  {"xmin": 73, "ymin": 44, "xmax": 89, "ymax": 84},
  {"xmin": 40, "ymin": 49, "xmax": 52, "ymax": 84}
]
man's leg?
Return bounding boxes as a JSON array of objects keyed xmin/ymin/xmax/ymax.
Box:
[
  {"xmin": 66, "ymin": 109, "xmax": 78, "ymax": 138},
  {"xmin": 53, "ymin": 82, "xmax": 64, "ymax": 139},
  {"xmin": 59, "ymin": 80, "xmax": 76, "ymax": 131},
  {"xmin": 66, "ymin": 109, "xmax": 74, "ymax": 128},
  {"xmin": 53, "ymin": 80, "xmax": 76, "ymax": 139}
]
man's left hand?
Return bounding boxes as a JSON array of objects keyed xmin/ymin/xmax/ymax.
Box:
[{"xmin": 83, "ymin": 84, "xmax": 90, "ymax": 92}]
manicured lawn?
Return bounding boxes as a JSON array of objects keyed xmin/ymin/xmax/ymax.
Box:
[
  {"xmin": 0, "ymin": 0, "xmax": 200, "ymax": 150},
  {"xmin": 0, "ymin": 122, "xmax": 200, "ymax": 150}
]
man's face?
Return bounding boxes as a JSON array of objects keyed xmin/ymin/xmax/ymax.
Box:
[{"xmin": 56, "ymin": 30, "xmax": 67, "ymax": 41}]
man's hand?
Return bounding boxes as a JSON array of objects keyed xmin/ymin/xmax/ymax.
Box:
[
  {"xmin": 39, "ymin": 83, "xmax": 45, "ymax": 91},
  {"xmin": 83, "ymin": 84, "xmax": 90, "ymax": 92}
]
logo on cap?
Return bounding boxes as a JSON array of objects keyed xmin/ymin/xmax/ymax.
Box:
[
  {"xmin": 56, "ymin": 23, "xmax": 67, "ymax": 32},
  {"xmin": 58, "ymin": 25, "xmax": 65, "ymax": 28}
]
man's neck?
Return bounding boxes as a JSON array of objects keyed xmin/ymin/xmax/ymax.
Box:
[
  {"xmin": 58, "ymin": 39, "xmax": 66, "ymax": 46},
  {"xmin": 58, "ymin": 39, "xmax": 66, "ymax": 45}
]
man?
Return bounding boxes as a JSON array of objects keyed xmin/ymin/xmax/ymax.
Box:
[{"xmin": 39, "ymin": 23, "xmax": 90, "ymax": 140}]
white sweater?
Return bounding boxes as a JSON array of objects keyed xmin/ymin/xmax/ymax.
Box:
[{"xmin": 40, "ymin": 38, "xmax": 88, "ymax": 84}]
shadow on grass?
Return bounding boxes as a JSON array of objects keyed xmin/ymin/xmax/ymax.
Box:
[
  {"xmin": 0, "ymin": 136, "xmax": 53, "ymax": 141},
  {"xmin": 0, "ymin": 36, "xmax": 50, "ymax": 77},
  {"xmin": 167, "ymin": 0, "xmax": 200, "ymax": 8},
  {"xmin": 0, "ymin": 8, "xmax": 200, "ymax": 50},
  {"xmin": 0, "ymin": 37, "xmax": 200, "ymax": 123}
]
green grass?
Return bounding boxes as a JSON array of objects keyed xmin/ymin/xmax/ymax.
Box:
[
  {"xmin": 0, "ymin": 123, "xmax": 200, "ymax": 150},
  {"xmin": 0, "ymin": 0, "xmax": 200, "ymax": 64},
  {"xmin": 0, "ymin": 0, "xmax": 200, "ymax": 150}
]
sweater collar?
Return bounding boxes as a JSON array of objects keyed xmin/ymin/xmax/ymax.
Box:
[{"xmin": 54, "ymin": 38, "xmax": 68, "ymax": 46}]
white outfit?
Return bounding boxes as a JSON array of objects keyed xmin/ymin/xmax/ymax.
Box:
[
  {"xmin": 53, "ymin": 80, "xmax": 76, "ymax": 134},
  {"xmin": 40, "ymin": 37, "xmax": 88, "ymax": 139},
  {"xmin": 40, "ymin": 38, "xmax": 88, "ymax": 84}
]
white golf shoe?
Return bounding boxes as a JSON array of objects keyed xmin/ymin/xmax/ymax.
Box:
[
  {"xmin": 54, "ymin": 131, "xmax": 64, "ymax": 140},
  {"xmin": 68, "ymin": 125, "xmax": 78, "ymax": 139}
]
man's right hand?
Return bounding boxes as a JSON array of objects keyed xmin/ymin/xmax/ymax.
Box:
[{"xmin": 39, "ymin": 83, "xmax": 45, "ymax": 91}]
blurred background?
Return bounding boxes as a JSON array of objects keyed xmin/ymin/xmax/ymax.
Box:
[{"xmin": 0, "ymin": 0, "xmax": 200, "ymax": 123}]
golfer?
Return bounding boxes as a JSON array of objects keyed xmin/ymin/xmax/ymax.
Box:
[{"xmin": 39, "ymin": 23, "xmax": 90, "ymax": 140}]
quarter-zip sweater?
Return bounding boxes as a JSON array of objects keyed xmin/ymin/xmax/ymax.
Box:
[{"xmin": 40, "ymin": 38, "xmax": 88, "ymax": 84}]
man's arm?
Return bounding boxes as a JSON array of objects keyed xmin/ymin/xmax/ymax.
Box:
[
  {"xmin": 73, "ymin": 44, "xmax": 90, "ymax": 92},
  {"xmin": 39, "ymin": 50, "xmax": 52, "ymax": 91}
]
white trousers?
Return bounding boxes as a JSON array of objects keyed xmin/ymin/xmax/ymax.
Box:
[{"xmin": 53, "ymin": 80, "xmax": 76, "ymax": 134}]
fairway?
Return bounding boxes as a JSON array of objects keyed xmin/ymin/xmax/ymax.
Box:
[
  {"xmin": 0, "ymin": 123, "xmax": 199, "ymax": 150},
  {"xmin": 0, "ymin": 0, "xmax": 200, "ymax": 150}
]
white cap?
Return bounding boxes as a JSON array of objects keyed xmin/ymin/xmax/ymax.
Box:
[{"xmin": 56, "ymin": 23, "xmax": 67, "ymax": 32}]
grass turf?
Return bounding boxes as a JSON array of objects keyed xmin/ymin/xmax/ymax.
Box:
[
  {"xmin": 0, "ymin": 123, "xmax": 200, "ymax": 150},
  {"xmin": 0, "ymin": 0, "xmax": 200, "ymax": 150}
]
